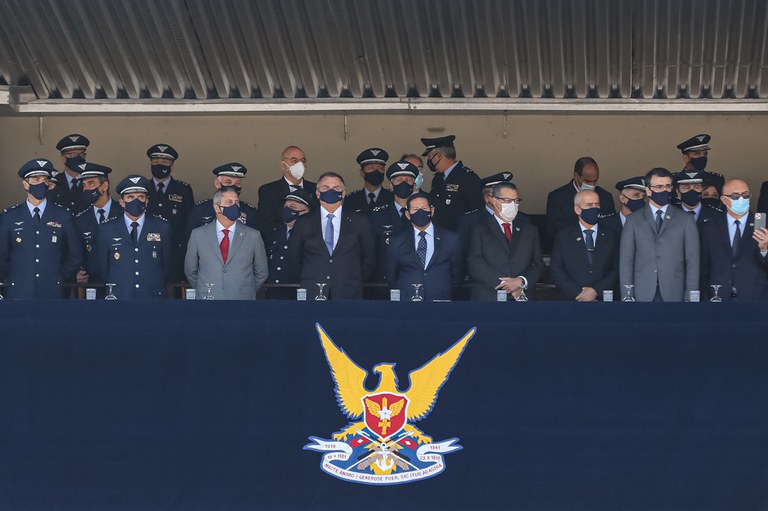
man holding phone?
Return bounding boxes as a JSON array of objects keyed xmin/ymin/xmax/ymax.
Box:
[{"xmin": 700, "ymin": 179, "xmax": 768, "ymax": 301}]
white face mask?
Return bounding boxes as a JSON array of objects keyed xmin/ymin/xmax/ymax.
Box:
[
  {"xmin": 288, "ymin": 161, "xmax": 305, "ymax": 180},
  {"xmin": 499, "ymin": 202, "xmax": 518, "ymax": 221}
]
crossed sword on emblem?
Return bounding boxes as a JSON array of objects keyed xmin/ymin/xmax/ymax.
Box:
[{"xmin": 346, "ymin": 427, "xmax": 420, "ymax": 472}]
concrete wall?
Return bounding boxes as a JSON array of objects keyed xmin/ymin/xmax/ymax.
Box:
[{"xmin": 1, "ymin": 111, "xmax": 767, "ymax": 213}]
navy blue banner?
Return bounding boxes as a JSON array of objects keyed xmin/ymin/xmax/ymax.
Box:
[{"xmin": 1, "ymin": 301, "xmax": 767, "ymax": 510}]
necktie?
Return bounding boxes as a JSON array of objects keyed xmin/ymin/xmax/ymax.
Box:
[
  {"xmin": 584, "ymin": 228, "xmax": 595, "ymax": 264},
  {"xmin": 221, "ymin": 228, "xmax": 230, "ymax": 263},
  {"xmin": 368, "ymin": 192, "xmax": 376, "ymax": 207},
  {"xmin": 732, "ymin": 219, "xmax": 741, "ymax": 256},
  {"xmin": 655, "ymin": 210, "xmax": 663, "ymax": 231},
  {"xmin": 71, "ymin": 178, "xmax": 79, "ymax": 190},
  {"xmin": 33, "ymin": 206, "xmax": 41, "ymax": 223},
  {"xmin": 502, "ymin": 222, "xmax": 512, "ymax": 242},
  {"xmin": 98, "ymin": 208, "xmax": 106, "ymax": 224},
  {"xmin": 157, "ymin": 182, "xmax": 165, "ymax": 195},
  {"xmin": 130, "ymin": 221, "xmax": 139, "ymax": 243},
  {"xmin": 400, "ymin": 207, "xmax": 408, "ymax": 225},
  {"xmin": 324, "ymin": 213, "xmax": 335, "ymax": 255},
  {"xmin": 417, "ymin": 231, "xmax": 427, "ymax": 268},
  {"xmin": 688, "ymin": 210, "xmax": 695, "ymax": 215}
]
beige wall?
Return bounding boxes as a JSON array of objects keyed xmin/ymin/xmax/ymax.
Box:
[{"xmin": 1, "ymin": 110, "xmax": 767, "ymax": 213}]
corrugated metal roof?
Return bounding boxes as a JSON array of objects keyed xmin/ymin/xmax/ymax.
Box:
[{"xmin": 1, "ymin": 0, "xmax": 767, "ymax": 105}]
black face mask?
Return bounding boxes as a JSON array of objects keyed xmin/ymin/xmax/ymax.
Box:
[
  {"xmin": 363, "ymin": 171, "xmax": 384, "ymax": 187},
  {"xmin": 65, "ymin": 155, "xmax": 85, "ymax": 172},
  {"xmin": 426, "ymin": 155, "xmax": 439, "ymax": 173},
  {"xmin": 689, "ymin": 156, "xmax": 707, "ymax": 171},
  {"xmin": 392, "ymin": 181, "xmax": 414, "ymax": 199},
  {"xmin": 625, "ymin": 197, "xmax": 645, "ymax": 212},
  {"xmin": 151, "ymin": 164, "xmax": 171, "ymax": 179},
  {"xmin": 650, "ymin": 190, "xmax": 672, "ymax": 207},
  {"xmin": 701, "ymin": 197, "xmax": 721, "ymax": 209},
  {"xmin": 83, "ymin": 187, "xmax": 102, "ymax": 204},
  {"xmin": 410, "ymin": 209, "xmax": 432, "ymax": 228},
  {"xmin": 282, "ymin": 207, "xmax": 301, "ymax": 224},
  {"xmin": 680, "ymin": 189, "xmax": 702, "ymax": 207}
]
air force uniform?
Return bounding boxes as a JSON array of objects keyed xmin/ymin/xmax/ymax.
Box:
[{"xmin": 50, "ymin": 134, "xmax": 91, "ymax": 215}]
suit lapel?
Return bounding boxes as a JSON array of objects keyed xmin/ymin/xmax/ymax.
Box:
[
  {"xmin": 716, "ymin": 215, "xmax": 733, "ymax": 258},
  {"xmin": 735, "ymin": 212, "xmax": 754, "ymax": 258},
  {"xmin": 573, "ymin": 224, "xmax": 591, "ymax": 266},
  {"xmin": 332, "ymin": 212, "xmax": 352, "ymax": 254},
  {"xmin": 227, "ymin": 226, "xmax": 246, "ymax": 264},
  {"xmin": 425, "ymin": 226, "xmax": 440, "ymax": 269},
  {"xmin": 486, "ymin": 215, "xmax": 510, "ymax": 253},
  {"xmin": 206, "ymin": 222, "xmax": 225, "ymax": 265},
  {"xmin": 658, "ymin": 207, "xmax": 672, "ymax": 237}
]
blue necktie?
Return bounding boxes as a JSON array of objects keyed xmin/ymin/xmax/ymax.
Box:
[
  {"xmin": 324, "ymin": 213, "xmax": 335, "ymax": 255},
  {"xmin": 732, "ymin": 219, "xmax": 741, "ymax": 256},
  {"xmin": 655, "ymin": 210, "xmax": 663, "ymax": 231}
]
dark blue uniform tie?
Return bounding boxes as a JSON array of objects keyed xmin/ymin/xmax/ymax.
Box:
[
  {"xmin": 130, "ymin": 221, "xmax": 139, "ymax": 244},
  {"xmin": 733, "ymin": 219, "xmax": 741, "ymax": 256}
]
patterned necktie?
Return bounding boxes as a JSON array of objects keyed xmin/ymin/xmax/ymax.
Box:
[
  {"xmin": 502, "ymin": 222, "xmax": 512, "ymax": 242},
  {"xmin": 130, "ymin": 221, "xmax": 139, "ymax": 243},
  {"xmin": 221, "ymin": 228, "xmax": 230, "ymax": 263},
  {"xmin": 33, "ymin": 206, "xmax": 41, "ymax": 223},
  {"xmin": 98, "ymin": 208, "xmax": 106, "ymax": 224},
  {"xmin": 417, "ymin": 231, "xmax": 427, "ymax": 268},
  {"xmin": 584, "ymin": 229, "xmax": 595, "ymax": 264},
  {"xmin": 655, "ymin": 210, "xmax": 663, "ymax": 231},
  {"xmin": 733, "ymin": 219, "xmax": 741, "ymax": 256},
  {"xmin": 324, "ymin": 213, "xmax": 335, "ymax": 255}
]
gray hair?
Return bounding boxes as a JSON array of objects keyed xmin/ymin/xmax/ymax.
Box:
[
  {"xmin": 213, "ymin": 189, "xmax": 238, "ymax": 205},
  {"xmin": 574, "ymin": 189, "xmax": 599, "ymax": 206}
]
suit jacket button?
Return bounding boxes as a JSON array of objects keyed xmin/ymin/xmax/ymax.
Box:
[
  {"xmin": 329, "ymin": 259, "xmax": 332, "ymax": 263},
  {"xmin": 732, "ymin": 264, "xmax": 737, "ymax": 268},
  {"xmin": 135, "ymin": 284, "xmax": 140, "ymax": 288},
  {"xmin": 326, "ymin": 276, "xmax": 331, "ymax": 280},
  {"xmin": 276, "ymin": 267, "xmax": 281, "ymax": 271}
]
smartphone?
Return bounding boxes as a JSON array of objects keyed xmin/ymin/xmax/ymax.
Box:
[{"xmin": 755, "ymin": 212, "xmax": 766, "ymax": 233}]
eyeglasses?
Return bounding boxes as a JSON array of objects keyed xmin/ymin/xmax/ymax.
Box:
[
  {"xmin": 494, "ymin": 197, "xmax": 522, "ymax": 204},
  {"xmin": 722, "ymin": 192, "xmax": 751, "ymax": 200},
  {"xmin": 282, "ymin": 157, "xmax": 307, "ymax": 164},
  {"xmin": 648, "ymin": 184, "xmax": 673, "ymax": 192}
]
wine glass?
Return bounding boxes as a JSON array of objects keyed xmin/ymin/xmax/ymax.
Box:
[
  {"xmin": 411, "ymin": 283, "xmax": 423, "ymax": 301},
  {"xmin": 105, "ymin": 283, "xmax": 117, "ymax": 300},
  {"xmin": 515, "ymin": 288, "xmax": 529, "ymax": 302},
  {"xmin": 622, "ymin": 284, "xmax": 635, "ymax": 302},
  {"xmin": 709, "ymin": 284, "xmax": 723, "ymax": 303},
  {"xmin": 0, "ymin": 280, "xmax": 4, "ymax": 300},
  {"xmin": 202, "ymin": 283, "xmax": 215, "ymax": 300},
  {"xmin": 315, "ymin": 283, "xmax": 328, "ymax": 301}
]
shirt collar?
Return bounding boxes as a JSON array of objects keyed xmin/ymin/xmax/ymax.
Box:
[
  {"xmin": 284, "ymin": 176, "xmax": 304, "ymax": 188},
  {"xmin": 26, "ymin": 199, "xmax": 47, "ymax": 217},
  {"xmin": 94, "ymin": 198, "xmax": 113, "ymax": 219},
  {"xmin": 443, "ymin": 161, "xmax": 459, "ymax": 179},
  {"xmin": 124, "ymin": 213, "xmax": 146, "ymax": 232},
  {"xmin": 321, "ymin": 204, "xmax": 343, "ymax": 218},
  {"xmin": 216, "ymin": 219, "xmax": 237, "ymax": 235},
  {"xmin": 153, "ymin": 176, "xmax": 171, "ymax": 187},
  {"xmin": 413, "ymin": 223, "xmax": 435, "ymax": 238}
]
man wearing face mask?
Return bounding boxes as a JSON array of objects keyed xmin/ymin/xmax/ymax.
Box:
[
  {"xmin": 421, "ymin": 135, "xmax": 483, "ymax": 230},
  {"xmin": 546, "ymin": 156, "xmax": 615, "ymax": 240},
  {"xmin": 599, "ymin": 177, "xmax": 647, "ymax": 233},
  {"xmin": 258, "ymin": 146, "xmax": 318, "ymax": 230},
  {"xmin": 457, "ymin": 172, "xmax": 516, "ymax": 256},
  {"xmin": 551, "ymin": 190, "xmax": 619, "ymax": 301},
  {"xmin": 96, "ymin": 175, "xmax": 172, "ymax": 299},
  {"xmin": 467, "ymin": 182, "xmax": 544, "ymax": 301},
  {"xmin": 0, "ymin": 159, "xmax": 84, "ymax": 299},
  {"xmin": 73, "ymin": 163, "xmax": 122, "ymax": 286},
  {"xmin": 400, "ymin": 154, "xmax": 425, "ymax": 192},
  {"xmin": 672, "ymin": 170, "xmax": 723, "ymax": 230},
  {"xmin": 676, "ymin": 134, "xmax": 711, "ymax": 173},
  {"xmin": 145, "ymin": 144, "xmax": 194, "ymax": 284},
  {"xmin": 701, "ymin": 179, "xmax": 768, "ymax": 301},
  {"xmin": 264, "ymin": 188, "xmax": 314, "ymax": 300},
  {"xmin": 51, "ymin": 134, "xmax": 91, "ymax": 215},
  {"xmin": 620, "ymin": 167, "xmax": 699, "ymax": 302},
  {"xmin": 344, "ymin": 148, "xmax": 394, "ymax": 215},
  {"xmin": 185, "ymin": 163, "xmax": 264, "ymax": 242},
  {"xmin": 185, "ymin": 189, "xmax": 268, "ymax": 300},
  {"xmin": 385, "ymin": 192, "xmax": 462, "ymax": 301},
  {"xmin": 287, "ymin": 172, "xmax": 376, "ymax": 300}
]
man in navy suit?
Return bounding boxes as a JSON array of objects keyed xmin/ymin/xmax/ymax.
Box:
[
  {"xmin": 551, "ymin": 190, "xmax": 619, "ymax": 301},
  {"xmin": 96, "ymin": 175, "xmax": 172, "ymax": 299},
  {"xmin": 0, "ymin": 159, "xmax": 83, "ymax": 299},
  {"xmin": 287, "ymin": 172, "xmax": 376, "ymax": 300},
  {"xmin": 386, "ymin": 192, "xmax": 462, "ymax": 301},
  {"xmin": 701, "ymin": 179, "xmax": 768, "ymax": 301},
  {"xmin": 258, "ymin": 146, "xmax": 318, "ymax": 230}
]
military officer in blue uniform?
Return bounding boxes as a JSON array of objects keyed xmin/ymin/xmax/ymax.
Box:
[
  {"xmin": 598, "ymin": 177, "xmax": 647, "ymax": 233},
  {"xmin": 74, "ymin": 163, "xmax": 123, "ymax": 285},
  {"xmin": 677, "ymin": 133, "xmax": 711, "ymax": 173},
  {"xmin": 95, "ymin": 175, "xmax": 172, "ymax": 299},
  {"xmin": 186, "ymin": 163, "xmax": 264, "ymax": 242},
  {"xmin": 50, "ymin": 134, "xmax": 91, "ymax": 215},
  {"xmin": 672, "ymin": 169, "xmax": 723, "ymax": 231},
  {"xmin": 264, "ymin": 188, "xmax": 313, "ymax": 299},
  {"xmin": 144, "ymin": 143, "xmax": 194, "ymax": 283},
  {"xmin": 344, "ymin": 148, "xmax": 394, "ymax": 215},
  {"xmin": 421, "ymin": 135, "xmax": 483, "ymax": 230},
  {"xmin": 0, "ymin": 159, "xmax": 84, "ymax": 299}
]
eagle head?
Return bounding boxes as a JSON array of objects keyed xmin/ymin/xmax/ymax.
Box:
[{"xmin": 372, "ymin": 363, "xmax": 399, "ymax": 393}]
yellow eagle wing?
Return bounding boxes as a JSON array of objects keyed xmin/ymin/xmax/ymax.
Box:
[
  {"xmin": 316, "ymin": 324, "xmax": 368, "ymax": 419},
  {"xmin": 364, "ymin": 398, "xmax": 381, "ymax": 417},
  {"xmin": 389, "ymin": 398, "xmax": 406, "ymax": 417},
  {"xmin": 405, "ymin": 328, "xmax": 475, "ymax": 421}
]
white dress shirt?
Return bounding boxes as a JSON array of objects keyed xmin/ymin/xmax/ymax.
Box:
[{"xmin": 216, "ymin": 219, "xmax": 237, "ymax": 245}]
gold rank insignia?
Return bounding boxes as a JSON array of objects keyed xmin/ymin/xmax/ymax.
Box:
[
  {"xmin": 446, "ymin": 184, "xmax": 459, "ymax": 192},
  {"xmin": 114, "ymin": 252, "xmax": 120, "ymax": 260},
  {"xmin": 169, "ymin": 194, "xmax": 183, "ymax": 203},
  {"xmin": 15, "ymin": 237, "xmax": 21, "ymax": 243}
]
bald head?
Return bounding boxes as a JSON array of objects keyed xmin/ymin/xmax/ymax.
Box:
[
  {"xmin": 574, "ymin": 189, "xmax": 600, "ymax": 208},
  {"xmin": 722, "ymin": 179, "xmax": 748, "ymax": 196}
]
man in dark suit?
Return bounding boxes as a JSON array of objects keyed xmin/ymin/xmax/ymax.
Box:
[
  {"xmin": 50, "ymin": 133, "xmax": 91, "ymax": 215},
  {"xmin": 756, "ymin": 180, "xmax": 768, "ymax": 214},
  {"xmin": 73, "ymin": 163, "xmax": 123, "ymax": 285},
  {"xmin": 545, "ymin": 156, "xmax": 615, "ymax": 240},
  {"xmin": 598, "ymin": 176, "xmax": 647, "ymax": 234},
  {"xmin": 672, "ymin": 170, "xmax": 723, "ymax": 230},
  {"xmin": 344, "ymin": 148, "xmax": 394, "ymax": 215},
  {"xmin": 467, "ymin": 182, "xmax": 544, "ymax": 301},
  {"xmin": 145, "ymin": 144, "xmax": 195, "ymax": 283},
  {"xmin": 701, "ymin": 179, "xmax": 768, "ymax": 301},
  {"xmin": 457, "ymin": 172, "xmax": 514, "ymax": 255},
  {"xmin": 95, "ymin": 175, "xmax": 172, "ymax": 299},
  {"xmin": 421, "ymin": 135, "xmax": 483, "ymax": 230},
  {"xmin": 551, "ymin": 190, "xmax": 619, "ymax": 301},
  {"xmin": 0, "ymin": 159, "xmax": 84, "ymax": 299},
  {"xmin": 288, "ymin": 172, "xmax": 376, "ymax": 300},
  {"xmin": 258, "ymin": 146, "xmax": 318, "ymax": 231},
  {"xmin": 386, "ymin": 192, "xmax": 462, "ymax": 301}
]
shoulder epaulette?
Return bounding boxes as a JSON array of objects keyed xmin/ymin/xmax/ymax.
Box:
[
  {"xmin": 174, "ymin": 179, "xmax": 191, "ymax": 187},
  {"xmin": 195, "ymin": 199, "xmax": 212, "ymax": 206},
  {"xmin": 101, "ymin": 215, "xmax": 120, "ymax": 225},
  {"xmin": 74, "ymin": 208, "xmax": 90, "ymax": 219},
  {"xmin": 463, "ymin": 208, "xmax": 479, "ymax": 216},
  {"xmin": 151, "ymin": 214, "xmax": 169, "ymax": 222},
  {"xmin": 241, "ymin": 200, "xmax": 256, "ymax": 208},
  {"xmin": 371, "ymin": 204, "xmax": 389, "ymax": 213},
  {"xmin": 4, "ymin": 203, "xmax": 21, "ymax": 214}
]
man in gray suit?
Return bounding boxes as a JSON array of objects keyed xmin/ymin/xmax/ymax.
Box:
[
  {"xmin": 185, "ymin": 188, "xmax": 268, "ymax": 299},
  {"xmin": 619, "ymin": 167, "xmax": 700, "ymax": 301}
]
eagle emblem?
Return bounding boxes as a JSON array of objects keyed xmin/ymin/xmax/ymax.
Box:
[{"xmin": 305, "ymin": 324, "xmax": 475, "ymax": 484}]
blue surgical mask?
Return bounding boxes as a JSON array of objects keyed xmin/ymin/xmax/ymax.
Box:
[
  {"xmin": 680, "ymin": 189, "xmax": 701, "ymax": 207},
  {"xmin": 65, "ymin": 155, "xmax": 85, "ymax": 172},
  {"xmin": 409, "ymin": 209, "xmax": 432, "ymax": 228},
  {"xmin": 83, "ymin": 187, "xmax": 102, "ymax": 204},
  {"xmin": 729, "ymin": 197, "xmax": 750, "ymax": 216},
  {"xmin": 690, "ymin": 156, "xmax": 707, "ymax": 171},
  {"xmin": 625, "ymin": 197, "xmax": 645, "ymax": 212},
  {"xmin": 414, "ymin": 172, "xmax": 424, "ymax": 189},
  {"xmin": 282, "ymin": 206, "xmax": 301, "ymax": 224},
  {"xmin": 123, "ymin": 198, "xmax": 146, "ymax": 217},
  {"xmin": 579, "ymin": 183, "xmax": 596, "ymax": 191},
  {"xmin": 363, "ymin": 170, "xmax": 384, "ymax": 187},
  {"xmin": 579, "ymin": 207, "xmax": 600, "ymax": 226},
  {"xmin": 319, "ymin": 189, "xmax": 343, "ymax": 204},
  {"xmin": 392, "ymin": 181, "xmax": 414, "ymax": 199},
  {"xmin": 650, "ymin": 190, "xmax": 672, "ymax": 207},
  {"xmin": 28, "ymin": 182, "xmax": 48, "ymax": 200},
  {"xmin": 221, "ymin": 203, "xmax": 240, "ymax": 222}
]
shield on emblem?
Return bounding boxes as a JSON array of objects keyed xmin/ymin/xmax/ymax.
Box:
[{"xmin": 362, "ymin": 393, "xmax": 409, "ymax": 440}]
